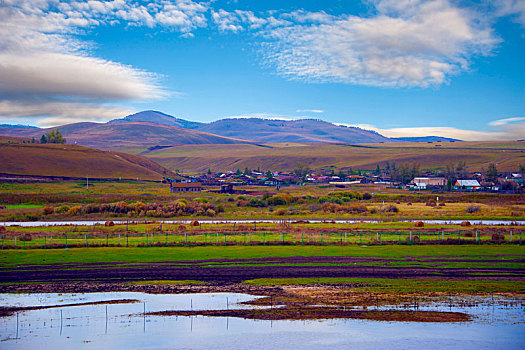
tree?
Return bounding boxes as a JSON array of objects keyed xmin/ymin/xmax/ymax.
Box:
[
  {"xmin": 266, "ymin": 170, "xmax": 273, "ymax": 179},
  {"xmin": 244, "ymin": 167, "xmax": 250, "ymax": 175},
  {"xmin": 207, "ymin": 168, "xmax": 211, "ymax": 175},
  {"xmin": 487, "ymin": 163, "xmax": 498, "ymax": 182},
  {"xmin": 44, "ymin": 129, "xmax": 66, "ymax": 144},
  {"xmin": 375, "ymin": 164, "xmax": 381, "ymax": 175},
  {"xmin": 236, "ymin": 168, "xmax": 241, "ymax": 175},
  {"xmin": 40, "ymin": 134, "xmax": 47, "ymax": 144}
]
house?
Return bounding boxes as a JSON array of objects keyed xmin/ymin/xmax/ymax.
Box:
[
  {"xmin": 170, "ymin": 182, "xmax": 202, "ymax": 193},
  {"xmin": 412, "ymin": 177, "xmax": 446, "ymax": 190},
  {"xmin": 453, "ymin": 179, "xmax": 481, "ymax": 190},
  {"xmin": 220, "ymin": 183, "xmax": 234, "ymax": 194}
]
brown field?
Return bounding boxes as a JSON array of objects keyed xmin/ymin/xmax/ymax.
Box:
[
  {"xmin": 0, "ymin": 143, "xmax": 174, "ymax": 180},
  {"xmin": 142, "ymin": 141, "xmax": 525, "ymax": 172}
]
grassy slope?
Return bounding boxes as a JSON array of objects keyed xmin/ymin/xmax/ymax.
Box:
[
  {"xmin": 0, "ymin": 143, "xmax": 175, "ymax": 180},
  {"xmin": 144, "ymin": 141, "xmax": 525, "ymax": 172},
  {"xmin": 1, "ymin": 245, "xmax": 523, "ymax": 266}
]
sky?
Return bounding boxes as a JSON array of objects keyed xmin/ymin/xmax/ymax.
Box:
[{"xmin": 0, "ymin": 0, "xmax": 524, "ymax": 140}]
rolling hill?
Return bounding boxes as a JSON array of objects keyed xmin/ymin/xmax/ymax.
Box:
[
  {"xmin": 0, "ymin": 142, "xmax": 176, "ymax": 180},
  {"xmin": 0, "ymin": 121, "xmax": 250, "ymax": 149},
  {"xmin": 109, "ymin": 112, "xmax": 393, "ymax": 143},
  {"xmin": 144, "ymin": 141, "xmax": 525, "ymax": 173}
]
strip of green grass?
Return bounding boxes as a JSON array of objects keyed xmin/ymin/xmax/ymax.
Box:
[
  {"xmin": 242, "ymin": 277, "xmax": 525, "ymax": 294},
  {"xmin": 1, "ymin": 245, "xmax": 524, "ymax": 266}
]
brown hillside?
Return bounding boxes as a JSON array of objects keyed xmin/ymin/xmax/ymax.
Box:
[
  {"xmin": 0, "ymin": 143, "xmax": 175, "ymax": 180},
  {"xmin": 0, "ymin": 122, "xmax": 250, "ymax": 149},
  {"xmin": 145, "ymin": 141, "xmax": 525, "ymax": 172}
]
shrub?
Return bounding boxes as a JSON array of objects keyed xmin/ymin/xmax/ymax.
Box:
[
  {"xmin": 426, "ymin": 199, "xmax": 437, "ymax": 207},
  {"xmin": 274, "ymin": 208, "xmax": 287, "ymax": 215},
  {"xmin": 346, "ymin": 204, "xmax": 368, "ymax": 214},
  {"xmin": 206, "ymin": 209, "xmax": 216, "ymax": 217},
  {"xmin": 67, "ymin": 206, "xmax": 82, "ymax": 216},
  {"xmin": 268, "ymin": 193, "xmax": 293, "ymax": 206},
  {"xmin": 415, "ymin": 221, "xmax": 424, "ymax": 227},
  {"xmin": 248, "ymin": 198, "xmax": 267, "ymax": 207},
  {"xmin": 42, "ymin": 206, "xmax": 54, "ymax": 215},
  {"xmin": 466, "ymin": 205, "xmax": 481, "ymax": 213},
  {"xmin": 363, "ymin": 192, "xmax": 372, "ymax": 200},
  {"xmin": 382, "ymin": 204, "xmax": 399, "ymax": 213}
]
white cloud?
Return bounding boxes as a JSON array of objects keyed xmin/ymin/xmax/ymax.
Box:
[
  {"xmin": 296, "ymin": 109, "xmax": 324, "ymax": 113},
  {"xmin": 347, "ymin": 120, "xmax": 525, "ymax": 141},
  {"xmin": 259, "ymin": 0, "xmax": 499, "ymax": 87},
  {"xmin": 0, "ymin": 100, "xmax": 134, "ymax": 127},
  {"xmin": 493, "ymin": 0, "xmax": 525, "ymax": 26},
  {"xmin": 0, "ymin": 0, "xmax": 206, "ymax": 121},
  {"xmin": 489, "ymin": 116, "xmax": 525, "ymax": 126}
]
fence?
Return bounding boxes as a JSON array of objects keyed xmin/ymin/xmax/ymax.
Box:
[{"xmin": 0, "ymin": 230, "xmax": 522, "ymax": 249}]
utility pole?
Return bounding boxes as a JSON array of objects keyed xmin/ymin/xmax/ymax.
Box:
[{"xmin": 86, "ymin": 175, "xmax": 89, "ymax": 190}]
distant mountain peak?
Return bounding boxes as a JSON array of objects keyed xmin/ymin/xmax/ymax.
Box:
[{"xmin": 110, "ymin": 110, "xmax": 203, "ymax": 129}]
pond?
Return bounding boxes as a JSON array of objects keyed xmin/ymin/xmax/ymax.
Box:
[{"xmin": 1, "ymin": 292, "xmax": 524, "ymax": 349}]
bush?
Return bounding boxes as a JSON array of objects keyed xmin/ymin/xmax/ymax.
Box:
[
  {"xmin": 42, "ymin": 206, "xmax": 54, "ymax": 215},
  {"xmin": 466, "ymin": 205, "xmax": 481, "ymax": 213},
  {"xmin": 206, "ymin": 209, "xmax": 216, "ymax": 217},
  {"xmin": 274, "ymin": 208, "xmax": 287, "ymax": 215},
  {"xmin": 67, "ymin": 206, "xmax": 82, "ymax": 216},
  {"xmin": 346, "ymin": 204, "xmax": 368, "ymax": 214},
  {"xmin": 426, "ymin": 199, "xmax": 437, "ymax": 207},
  {"xmin": 382, "ymin": 204, "xmax": 399, "ymax": 213},
  {"xmin": 268, "ymin": 193, "xmax": 293, "ymax": 206},
  {"xmin": 363, "ymin": 192, "xmax": 372, "ymax": 200}
]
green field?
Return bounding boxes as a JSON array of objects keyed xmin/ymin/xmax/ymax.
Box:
[{"xmin": 1, "ymin": 245, "xmax": 523, "ymax": 266}]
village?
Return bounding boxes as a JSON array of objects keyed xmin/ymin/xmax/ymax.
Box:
[{"xmin": 164, "ymin": 163, "xmax": 524, "ymax": 194}]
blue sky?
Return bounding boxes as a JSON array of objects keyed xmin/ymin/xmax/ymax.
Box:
[{"xmin": 0, "ymin": 0, "xmax": 524, "ymax": 140}]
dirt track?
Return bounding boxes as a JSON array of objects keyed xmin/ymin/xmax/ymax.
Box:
[{"xmin": 1, "ymin": 256, "xmax": 524, "ymax": 285}]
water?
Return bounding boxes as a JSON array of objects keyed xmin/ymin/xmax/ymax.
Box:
[
  {"xmin": 3, "ymin": 219, "xmax": 524, "ymax": 227},
  {"xmin": 1, "ymin": 293, "xmax": 524, "ymax": 349}
]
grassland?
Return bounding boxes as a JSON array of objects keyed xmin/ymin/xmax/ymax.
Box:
[
  {"xmin": 143, "ymin": 141, "xmax": 525, "ymax": 172},
  {"xmin": 0, "ymin": 143, "xmax": 174, "ymax": 180}
]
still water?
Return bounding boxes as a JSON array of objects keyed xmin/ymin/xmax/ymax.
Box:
[{"xmin": 1, "ymin": 292, "xmax": 524, "ymax": 350}]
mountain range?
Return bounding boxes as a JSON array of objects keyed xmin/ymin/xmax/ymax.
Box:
[{"xmin": 0, "ymin": 110, "xmax": 459, "ymax": 149}]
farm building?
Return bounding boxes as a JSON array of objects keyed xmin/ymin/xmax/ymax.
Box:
[
  {"xmin": 170, "ymin": 182, "xmax": 202, "ymax": 193},
  {"xmin": 453, "ymin": 179, "xmax": 481, "ymax": 190},
  {"xmin": 412, "ymin": 177, "xmax": 446, "ymax": 189}
]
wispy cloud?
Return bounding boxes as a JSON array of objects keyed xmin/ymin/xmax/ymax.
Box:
[
  {"xmin": 258, "ymin": 0, "xmax": 499, "ymax": 87},
  {"xmin": 488, "ymin": 116, "xmax": 525, "ymax": 126}
]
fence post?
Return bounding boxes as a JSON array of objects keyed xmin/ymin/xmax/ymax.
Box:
[
  {"xmin": 14, "ymin": 235, "xmax": 16, "ymax": 247},
  {"xmin": 498, "ymin": 231, "xmax": 501, "ymax": 245},
  {"xmin": 2, "ymin": 234, "xmax": 4, "ymax": 249},
  {"xmin": 44, "ymin": 235, "xmax": 46, "ymax": 248},
  {"xmin": 119, "ymin": 234, "xmax": 121, "ymax": 246},
  {"xmin": 345, "ymin": 231, "xmax": 347, "ymax": 243},
  {"xmin": 519, "ymin": 231, "xmax": 521, "ymax": 245},
  {"xmin": 185, "ymin": 232, "xmax": 188, "ymax": 247},
  {"xmin": 204, "ymin": 232, "xmax": 207, "ymax": 246},
  {"xmin": 418, "ymin": 231, "xmax": 421, "ymax": 245},
  {"xmin": 409, "ymin": 232, "xmax": 412, "ymax": 245},
  {"xmin": 145, "ymin": 233, "xmax": 148, "ymax": 247},
  {"xmin": 165, "ymin": 232, "xmax": 168, "ymax": 246},
  {"xmin": 263, "ymin": 231, "xmax": 266, "ymax": 245},
  {"xmin": 457, "ymin": 231, "xmax": 460, "ymax": 245},
  {"xmin": 280, "ymin": 232, "xmax": 283, "ymax": 244},
  {"xmin": 85, "ymin": 234, "xmax": 87, "ymax": 247},
  {"xmin": 398, "ymin": 231, "xmax": 401, "ymax": 245},
  {"xmin": 302, "ymin": 232, "xmax": 304, "ymax": 245},
  {"xmin": 249, "ymin": 232, "xmax": 251, "ymax": 244},
  {"xmin": 106, "ymin": 234, "xmax": 108, "ymax": 247},
  {"xmin": 244, "ymin": 232, "xmax": 246, "ymax": 245},
  {"xmin": 379, "ymin": 232, "xmax": 382, "ymax": 245},
  {"xmin": 65, "ymin": 234, "xmax": 68, "ymax": 248},
  {"xmin": 510, "ymin": 231, "xmax": 513, "ymax": 243},
  {"xmin": 321, "ymin": 232, "xmax": 323, "ymax": 245},
  {"xmin": 126, "ymin": 233, "xmax": 129, "ymax": 247},
  {"xmin": 224, "ymin": 233, "xmax": 226, "ymax": 246},
  {"xmin": 340, "ymin": 232, "xmax": 343, "ymax": 245},
  {"xmin": 360, "ymin": 231, "xmax": 362, "ymax": 245}
]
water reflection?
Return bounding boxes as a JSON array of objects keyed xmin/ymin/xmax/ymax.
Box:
[{"xmin": 0, "ymin": 292, "xmax": 524, "ymax": 350}]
